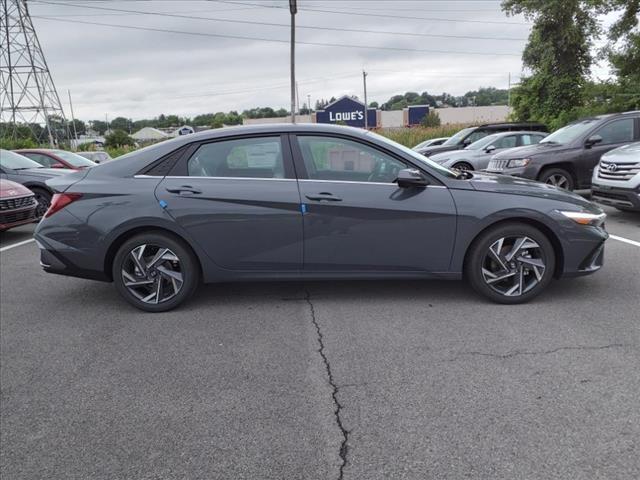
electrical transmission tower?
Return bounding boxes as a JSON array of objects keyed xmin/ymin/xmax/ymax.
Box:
[{"xmin": 1, "ymin": 0, "xmax": 69, "ymax": 146}]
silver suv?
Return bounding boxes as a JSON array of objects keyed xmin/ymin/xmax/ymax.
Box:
[{"xmin": 591, "ymin": 142, "xmax": 640, "ymax": 212}]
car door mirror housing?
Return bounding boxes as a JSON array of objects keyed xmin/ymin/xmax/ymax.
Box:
[
  {"xmin": 585, "ymin": 135, "xmax": 602, "ymax": 147},
  {"xmin": 396, "ymin": 168, "xmax": 430, "ymax": 188},
  {"xmin": 484, "ymin": 145, "xmax": 496, "ymax": 153}
]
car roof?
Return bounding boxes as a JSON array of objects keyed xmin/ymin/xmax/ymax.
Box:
[{"xmin": 484, "ymin": 130, "xmax": 547, "ymax": 137}]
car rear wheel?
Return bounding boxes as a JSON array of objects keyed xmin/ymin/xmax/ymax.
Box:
[
  {"xmin": 113, "ymin": 232, "xmax": 200, "ymax": 312},
  {"xmin": 30, "ymin": 188, "xmax": 52, "ymax": 218},
  {"xmin": 465, "ymin": 223, "xmax": 556, "ymax": 304},
  {"xmin": 539, "ymin": 168, "xmax": 574, "ymax": 190}
]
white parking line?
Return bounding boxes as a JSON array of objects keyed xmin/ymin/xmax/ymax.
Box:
[
  {"xmin": 0, "ymin": 238, "xmax": 35, "ymax": 253},
  {"xmin": 609, "ymin": 234, "xmax": 640, "ymax": 248}
]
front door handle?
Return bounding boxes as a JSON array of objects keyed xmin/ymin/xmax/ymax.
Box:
[
  {"xmin": 305, "ymin": 192, "xmax": 342, "ymax": 202},
  {"xmin": 166, "ymin": 186, "xmax": 202, "ymax": 195}
]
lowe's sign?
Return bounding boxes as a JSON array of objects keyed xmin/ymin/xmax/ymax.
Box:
[{"xmin": 316, "ymin": 96, "xmax": 377, "ymax": 128}]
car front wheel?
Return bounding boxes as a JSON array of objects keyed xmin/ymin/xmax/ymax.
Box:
[
  {"xmin": 466, "ymin": 223, "xmax": 556, "ymax": 304},
  {"xmin": 113, "ymin": 232, "xmax": 200, "ymax": 312},
  {"xmin": 539, "ymin": 168, "xmax": 574, "ymax": 190}
]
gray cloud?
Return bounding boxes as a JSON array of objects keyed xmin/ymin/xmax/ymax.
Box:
[{"xmin": 29, "ymin": 0, "xmax": 532, "ymax": 120}]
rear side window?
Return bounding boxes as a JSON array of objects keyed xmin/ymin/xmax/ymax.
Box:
[
  {"xmin": 519, "ymin": 134, "xmax": 545, "ymax": 145},
  {"xmin": 594, "ymin": 119, "xmax": 635, "ymax": 145},
  {"xmin": 187, "ymin": 137, "xmax": 284, "ymax": 178}
]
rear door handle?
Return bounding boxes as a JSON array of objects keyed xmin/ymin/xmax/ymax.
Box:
[
  {"xmin": 305, "ymin": 192, "xmax": 342, "ymax": 202},
  {"xmin": 166, "ymin": 186, "xmax": 202, "ymax": 195}
]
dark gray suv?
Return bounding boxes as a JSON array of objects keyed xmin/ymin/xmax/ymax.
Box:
[
  {"xmin": 487, "ymin": 111, "xmax": 640, "ymax": 190},
  {"xmin": 35, "ymin": 124, "xmax": 608, "ymax": 312}
]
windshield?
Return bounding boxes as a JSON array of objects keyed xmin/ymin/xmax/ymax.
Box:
[
  {"xmin": 466, "ymin": 134, "xmax": 501, "ymax": 151},
  {"xmin": 53, "ymin": 150, "xmax": 96, "ymax": 167},
  {"xmin": 367, "ymin": 131, "xmax": 459, "ymax": 178},
  {"xmin": 0, "ymin": 149, "xmax": 43, "ymax": 170},
  {"xmin": 541, "ymin": 119, "xmax": 598, "ymax": 144},
  {"xmin": 442, "ymin": 127, "xmax": 474, "ymax": 146}
]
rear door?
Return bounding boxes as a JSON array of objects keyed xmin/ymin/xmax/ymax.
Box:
[
  {"xmin": 291, "ymin": 134, "xmax": 457, "ymax": 273},
  {"xmin": 156, "ymin": 134, "xmax": 303, "ymax": 271}
]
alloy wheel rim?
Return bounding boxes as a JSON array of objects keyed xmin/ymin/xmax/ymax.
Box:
[
  {"xmin": 121, "ymin": 244, "xmax": 184, "ymax": 304},
  {"xmin": 545, "ymin": 174, "xmax": 569, "ymax": 189},
  {"xmin": 481, "ymin": 236, "xmax": 546, "ymax": 296}
]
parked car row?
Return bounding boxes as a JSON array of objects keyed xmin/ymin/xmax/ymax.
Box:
[{"xmin": 414, "ymin": 111, "xmax": 640, "ymax": 212}]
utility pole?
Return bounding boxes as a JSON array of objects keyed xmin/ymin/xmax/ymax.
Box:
[
  {"xmin": 289, "ymin": 0, "xmax": 297, "ymax": 124},
  {"xmin": 67, "ymin": 89, "xmax": 78, "ymax": 147},
  {"xmin": 295, "ymin": 81, "xmax": 300, "ymax": 120},
  {"xmin": 307, "ymin": 94, "xmax": 311, "ymax": 114},
  {"xmin": 363, "ymin": 70, "xmax": 368, "ymax": 129},
  {"xmin": 507, "ymin": 72, "xmax": 511, "ymax": 108}
]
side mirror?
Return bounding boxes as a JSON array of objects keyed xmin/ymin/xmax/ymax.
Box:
[
  {"xmin": 585, "ymin": 135, "xmax": 602, "ymax": 148},
  {"xmin": 484, "ymin": 145, "xmax": 496, "ymax": 153},
  {"xmin": 396, "ymin": 168, "xmax": 430, "ymax": 188}
]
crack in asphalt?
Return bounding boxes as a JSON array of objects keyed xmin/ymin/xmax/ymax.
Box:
[
  {"xmin": 305, "ymin": 289, "xmax": 349, "ymax": 480},
  {"xmin": 451, "ymin": 343, "xmax": 628, "ymax": 361}
]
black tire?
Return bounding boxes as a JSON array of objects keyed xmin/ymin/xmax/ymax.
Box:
[
  {"xmin": 112, "ymin": 232, "xmax": 200, "ymax": 312},
  {"xmin": 539, "ymin": 168, "xmax": 574, "ymax": 191},
  {"xmin": 453, "ymin": 161, "xmax": 474, "ymax": 171},
  {"xmin": 30, "ymin": 187, "xmax": 52, "ymax": 218},
  {"xmin": 465, "ymin": 223, "xmax": 556, "ymax": 304}
]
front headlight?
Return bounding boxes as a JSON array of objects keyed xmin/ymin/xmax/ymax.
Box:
[
  {"xmin": 506, "ymin": 158, "xmax": 531, "ymax": 168},
  {"xmin": 558, "ymin": 210, "xmax": 606, "ymax": 227}
]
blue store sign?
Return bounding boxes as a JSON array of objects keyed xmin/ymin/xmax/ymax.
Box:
[{"xmin": 316, "ymin": 96, "xmax": 377, "ymax": 128}]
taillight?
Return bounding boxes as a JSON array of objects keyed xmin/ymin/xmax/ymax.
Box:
[{"xmin": 44, "ymin": 193, "xmax": 82, "ymax": 218}]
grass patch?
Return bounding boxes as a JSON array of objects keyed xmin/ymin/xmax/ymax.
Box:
[{"xmin": 375, "ymin": 124, "xmax": 469, "ymax": 148}]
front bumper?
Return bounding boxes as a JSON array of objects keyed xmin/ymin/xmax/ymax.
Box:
[
  {"xmin": 591, "ymin": 184, "xmax": 640, "ymax": 211},
  {"xmin": 0, "ymin": 206, "xmax": 38, "ymax": 232}
]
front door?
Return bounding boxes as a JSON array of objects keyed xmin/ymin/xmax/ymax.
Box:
[
  {"xmin": 156, "ymin": 135, "xmax": 303, "ymax": 271},
  {"xmin": 291, "ymin": 134, "xmax": 457, "ymax": 273}
]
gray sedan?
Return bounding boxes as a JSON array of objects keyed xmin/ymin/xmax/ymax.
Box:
[
  {"xmin": 429, "ymin": 131, "xmax": 547, "ymax": 171},
  {"xmin": 35, "ymin": 124, "xmax": 606, "ymax": 312}
]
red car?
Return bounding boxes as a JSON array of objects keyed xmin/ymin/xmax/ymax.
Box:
[
  {"xmin": 0, "ymin": 179, "xmax": 38, "ymax": 232},
  {"xmin": 15, "ymin": 149, "xmax": 96, "ymax": 170}
]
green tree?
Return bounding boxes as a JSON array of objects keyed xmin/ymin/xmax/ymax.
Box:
[
  {"xmin": 421, "ymin": 111, "xmax": 441, "ymax": 128},
  {"xmin": 105, "ymin": 129, "xmax": 135, "ymax": 148},
  {"xmin": 110, "ymin": 116, "xmax": 131, "ymax": 132}
]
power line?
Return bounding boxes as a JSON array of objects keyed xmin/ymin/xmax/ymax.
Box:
[
  {"xmin": 211, "ymin": 0, "xmax": 529, "ymax": 26},
  {"xmin": 30, "ymin": 0, "xmax": 528, "ymax": 42},
  {"xmin": 32, "ymin": 15, "xmax": 522, "ymax": 56}
]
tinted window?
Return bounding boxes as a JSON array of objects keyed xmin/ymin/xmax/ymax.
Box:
[
  {"xmin": 187, "ymin": 137, "xmax": 284, "ymax": 178},
  {"xmin": 443, "ymin": 127, "xmax": 475, "ymax": 146},
  {"xmin": 594, "ymin": 119, "xmax": 635, "ymax": 145},
  {"xmin": 519, "ymin": 134, "xmax": 545, "ymax": 145},
  {"xmin": 22, "ymin": 152, "xmax": 56, "ymax": 167},
  {"xmin": 494, "ymin": 135, "xmax": 518, "ymax": 149},
  {"xmin": 52, "ymin": 150, "xmax": 96, "ymax": 167},
  {"xmin": 465, "ymin": 130, "xmax": 489, "ymax": 144},
  {"xmin": 297, "ymin": 136, "xmax": 407, "ymax": 183}
]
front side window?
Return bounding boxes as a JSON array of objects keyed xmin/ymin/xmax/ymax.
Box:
[
  {"xmin": 494, "ymin": 135, "xmax": 518, "ymax": 149},
  {"xmin": 22, "ymin": 152, "xmax": 55, "ymax": 167},
  {"xmin": 297, "ymin": 136, "xmax": 407, "ymax": 183},
  {"xmin": 465, "ymin": 130, "xmax": 489, "ymax": 144},
  {"xmin": 594, "ymin": 119, "xmax": 635, "ymax": 145},
  {"xmin": 187, "ymin": 136, "xmax": 285, "ymax": 178}
]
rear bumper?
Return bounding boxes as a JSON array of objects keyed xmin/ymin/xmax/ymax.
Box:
[{"xmin": 591, "ymin": 184, "xmax": 640, "ymax": 211}]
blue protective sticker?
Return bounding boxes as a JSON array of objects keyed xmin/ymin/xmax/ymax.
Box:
[{"xmin": 159, "ymin": 200, "xmax": 168, "ymax": 209}]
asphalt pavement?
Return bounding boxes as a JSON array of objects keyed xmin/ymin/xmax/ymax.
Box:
[{"xmin": 1, "ymin": 206, "xmax": 639, "ymax": 479}]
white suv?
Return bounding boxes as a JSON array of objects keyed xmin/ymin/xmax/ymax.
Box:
[{"xmin": 591, "ymin": 142, "xmax": 640, "ymax": 212}]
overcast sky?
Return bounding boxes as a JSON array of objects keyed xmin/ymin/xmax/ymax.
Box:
[{"xmin": 25, "ymin": 0, "xmax": 613, "ymax": 121}]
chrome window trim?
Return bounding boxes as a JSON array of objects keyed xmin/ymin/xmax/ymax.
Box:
[
  {"xmin": 133, "ymin": 175, "xmax": 447, "ymax": 188},
  {"xmin": 134, "ymin": 175, "xmax": 296, "ymax": 181},
  {"xmin": 299, "ymin": 179, "xmax": 447, "ymax": 188}
]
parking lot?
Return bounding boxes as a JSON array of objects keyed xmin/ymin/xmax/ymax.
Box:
[{"xmin": 1, "ymin": 205, "xmax": 639, "ymax": 479}]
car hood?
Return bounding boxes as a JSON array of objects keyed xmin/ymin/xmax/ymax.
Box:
[
  {"xmin": 466, "ymin": 171, "xmax": 597, "ymax": 210},
  {"xmin": 0, "ymin": 179, "xmax": 32, "ymax": 198},
  {"xmin": 490, "ymin": 142, "xmax": 570, "ymax": 159},
  {"xmin": 11, "ymin": 167, "xmax": 75, "ymax": 179},
  {"xmin": 418, "ymin": 144, "xmax": 462, "ymax": 156},
  {"xmin": 430, "ymin": 149, "xmax": 485, "ymax": 164}
]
